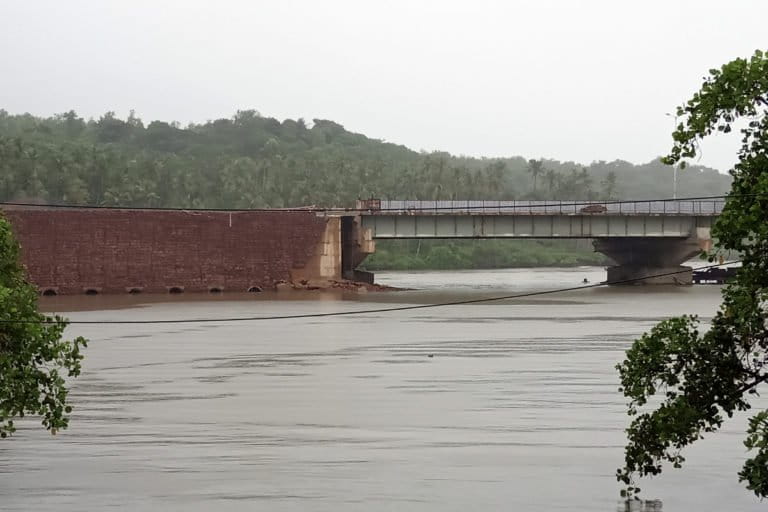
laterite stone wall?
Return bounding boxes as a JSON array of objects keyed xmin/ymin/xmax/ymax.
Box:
[{"xmin": 3, "ymin": 208, "xmax": 329, "ymax": 294}]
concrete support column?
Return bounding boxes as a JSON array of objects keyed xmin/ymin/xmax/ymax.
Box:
[
  {"xmin": 593, "ymin": 237, "xmax": 704, "ymax": 285},
  {"xmin": 341, "ymin": 216, "xmax": 376, "ymax": 283}
]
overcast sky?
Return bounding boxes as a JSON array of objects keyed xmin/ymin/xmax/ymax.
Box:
[{"xmin": 2, "ymin": 1, "xmax": 766, "ymax": 172}]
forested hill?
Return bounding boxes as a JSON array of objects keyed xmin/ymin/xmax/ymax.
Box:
[{"xmin": 0, "ymin": 109, "xmax": 730, "ymax": 209}]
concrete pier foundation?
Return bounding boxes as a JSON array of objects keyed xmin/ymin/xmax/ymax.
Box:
[
  {"xmin": 593, "ymin": 237, "xmax": 705, "ymax": 285},
  {"xmin": 341, "ymin": 216, "xmax": 376, "ymax": 282}
]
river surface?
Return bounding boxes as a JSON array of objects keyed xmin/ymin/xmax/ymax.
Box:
[{"xmin": 1, "ymin": 267, "xmax": 764, "ymax": 511}]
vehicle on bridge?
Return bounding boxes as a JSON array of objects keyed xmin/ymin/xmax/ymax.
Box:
[{"xmin": 579, "ymin": 204, "xmax": 607, "ymax": 214}]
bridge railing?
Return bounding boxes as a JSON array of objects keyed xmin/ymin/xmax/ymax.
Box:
[{"xmin": 369, "ymin": 200, "xmax": 725, "ymax": 215}]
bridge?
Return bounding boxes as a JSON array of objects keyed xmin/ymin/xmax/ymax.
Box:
[
  {"xmin": 1, "ymin": 199, "xmax": 725, "ymax": 294},
  {"xmin": 337, "ymin": 199, "xmax": 725, "ymax": 285}
]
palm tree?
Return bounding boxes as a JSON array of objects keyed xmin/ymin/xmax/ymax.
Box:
[
  {"xmin": 601, "ymin": 170, "xmax": 618, "ymax": 200},
  {"xmin": 545, "ymin": 169, "xmax": 559, "ymax": 196},
  {"xmin": 527, "ymin": 159, "xmax": 545, "ymax": 194}
]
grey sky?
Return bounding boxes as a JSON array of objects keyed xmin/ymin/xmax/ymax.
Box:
[{"xmin": 2, "ymin": 0, "xmax": 765, "ymax": 172}]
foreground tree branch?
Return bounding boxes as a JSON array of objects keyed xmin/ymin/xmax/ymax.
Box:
[
  {"xmin": 617, "ymin": 50, "xmax": 768, "ymax": 499},
  {"xmin": 0, "ymin": 215, "xmax": 87, "ymax": 438}
]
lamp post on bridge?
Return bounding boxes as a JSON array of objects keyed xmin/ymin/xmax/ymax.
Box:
[
  {"xmin": 666, "ymin": 112, "xmax": 679, "ymax": 200},
  {"xmin": 673, "ymin": 164, "xmax": 678, "ymax": 199}
]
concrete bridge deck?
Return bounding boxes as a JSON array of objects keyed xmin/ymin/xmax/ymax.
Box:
[{"xmin": 357, "ymin": 200, "xmax": 722, "ymax": 239}]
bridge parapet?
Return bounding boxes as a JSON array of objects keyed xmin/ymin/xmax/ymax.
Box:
[{"xmin": 358, "ymin": 199, "xmax": 724, "ymax": 216}]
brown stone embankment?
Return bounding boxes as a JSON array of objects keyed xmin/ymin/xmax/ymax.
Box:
[{"xmin": 3, "ymin": 208, "xmax": 361, "ymax": 295}]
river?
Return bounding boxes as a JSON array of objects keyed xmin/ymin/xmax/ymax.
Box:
[{"xmin": 1, "ymin": 267, "xmax": 764, "ymax": 511}]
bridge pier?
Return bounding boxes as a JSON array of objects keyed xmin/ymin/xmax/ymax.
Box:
[
  {"xmin": 593, "ymin": 237, "xmax": 706, "ymax": 285},
  {"xmin": 341, "ymin": 216, "xmax": 376, "ymax": 283}
]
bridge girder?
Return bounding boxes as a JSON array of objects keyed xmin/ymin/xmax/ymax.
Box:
[{"xmin": 360, "ymin": 214, "xmax": 714, "ymax": 239}]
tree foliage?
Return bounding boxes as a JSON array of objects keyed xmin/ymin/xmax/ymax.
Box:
[
  {"xmin": 0, "ymin": 109, "xmax": 731, "ymax": 210},
  {"xmin": 0, "ymin": 215, "xmax": 87, "ymax": 438},
  {"xmin": 617, "ymin": 50, "xmax": 768, "ymax": 498},
  {"xmin": 363, "ymin": 239, "xmax": 604, "ymax": 270}
]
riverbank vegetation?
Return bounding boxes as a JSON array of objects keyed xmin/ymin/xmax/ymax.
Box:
[
  {"xmin": 362, "ymin": 239, "xmax": 606, "ymax": 270},
  {"xmin": 0, "ymin": 109, "xmax": 731, "ymax": 269}
]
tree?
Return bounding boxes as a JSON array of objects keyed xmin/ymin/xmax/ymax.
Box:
[
  {"xmin": 601, "ymin": 170, "xmax": 618, "ymax": 199},
  {"xmin": 526, "ymin": 158, "xmax": 545, "ymax": 193},
  {"xmin": 616, "ymin": 50, "xmax": 768, "ymax": 499},
  {"xmin": 545, "ymin": 169, "xmax": 559, "ymax": 195},
  {"xmin": 0, "ymin": 215, "xmax": 87, "ymax": 438},
  {"xmin": 56, "ymin": 110, "xmax": 86, "ymax": 139},
  {"xmin": 95, "ymin": 111, "xmax": 131, "ymax": 143},
  {"xmin": 576, "ymin": 167, "xmax": 594, "ymax": 199}
]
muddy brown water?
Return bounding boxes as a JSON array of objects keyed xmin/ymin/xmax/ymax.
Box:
[{"xmin": 1, "ymin": 267, "xmax": 764, "ymax": 511}]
